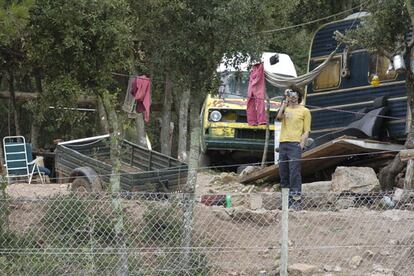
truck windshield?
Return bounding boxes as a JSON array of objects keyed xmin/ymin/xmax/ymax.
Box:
[{"xmin": 218, "ymin": 71, "xmax": 284, "ymax": 100}]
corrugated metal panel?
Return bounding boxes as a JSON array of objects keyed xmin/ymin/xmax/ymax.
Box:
[{"xmin": 311, "ymin": 19, "xmax": 360, "ymax": 58}]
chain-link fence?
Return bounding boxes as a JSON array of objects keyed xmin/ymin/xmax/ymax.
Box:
[
  {"xmin": 286, "ymin": 190, "xmax": 414, "ymax": 275},
  {"xmin": 0, "ymin": 189, "xmax": 414, "ymax": 275},
  {"xmin": 0, "ymin": 192, "xmax": 280, "ymax": 275}
]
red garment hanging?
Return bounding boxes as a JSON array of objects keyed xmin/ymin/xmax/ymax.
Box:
[
  {"xmin": 131, "ymin": 75, "xmax": 152, "ymax": 123},
  {"xmin": 247, "ymin": 63, "xmax": 267, "ymax": 126}
]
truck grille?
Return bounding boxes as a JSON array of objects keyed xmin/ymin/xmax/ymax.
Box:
[
  {"xmin": 235, "ymin": 129, "xmax": 275, "ymax": 140},
  {"xmin": 235, "ymin": 110, "xmax": 277, "ymax": 124}
]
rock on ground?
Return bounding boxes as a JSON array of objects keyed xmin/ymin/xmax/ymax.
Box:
[
  {"xmin": 332, "ymin": 166, "xmax": 380, "ymax": 193},
  {"xmin": 302, "ymin": 181, "xmax": 332, "ymax": 193},
  {"xmin": 288, "ymin": 263, "xmax": 318, "ymax": 275}
]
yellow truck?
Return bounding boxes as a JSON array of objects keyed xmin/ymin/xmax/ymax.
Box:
[{"xmin": 200, "ymin": 53, "xmax": 297, "ymax": 165}]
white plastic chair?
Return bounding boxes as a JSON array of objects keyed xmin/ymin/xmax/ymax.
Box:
[{"xmin": 3, "ymin": 136, "xmax": 44, "ymax": 184}]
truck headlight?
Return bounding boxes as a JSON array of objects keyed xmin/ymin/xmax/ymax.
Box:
[{"xmin": 209, "ymin": 110, "xmax": 222, "ymax": 122}]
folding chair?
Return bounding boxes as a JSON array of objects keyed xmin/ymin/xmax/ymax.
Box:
[{"xmin": 3, "ymin": 136, "xmax": 44, "ymax": 184}]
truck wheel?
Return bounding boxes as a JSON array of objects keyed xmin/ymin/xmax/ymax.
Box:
[
  {"xmin": 71, "ymin": 177, "xmax": 92, "ymax": 193},
  {"xmin": 199, "ymin": 151, "xmax": 211, "ymax": 168},
  {"xmin": 237, "ymin": 164, "xmax": 249, "ymax": 175}
]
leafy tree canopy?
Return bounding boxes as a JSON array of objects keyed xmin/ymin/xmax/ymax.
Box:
[{"xmin": 28, "ymin": 0, "xmax": 133, "ymax": 92}]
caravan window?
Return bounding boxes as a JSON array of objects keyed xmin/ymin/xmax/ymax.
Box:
[
  {"xmin": 368, "ymin": 54, "xmax": 397, "ymax": 83},
  {"xmin": 312, "ymin": 57, "xmax": 341, "ymax": 91}
]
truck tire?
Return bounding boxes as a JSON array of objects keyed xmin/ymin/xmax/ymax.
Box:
[
  {"xmin": 199, "ymin": 151, "xmax": 211, "ymax": 168},
  {"xmin": 72, "ymin": 177, "xmax": 91, "ymax": 192}
]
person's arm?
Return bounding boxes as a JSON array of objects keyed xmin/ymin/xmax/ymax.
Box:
[
  {"xmin": 277, "ymin": 92, "xmax": 289, "ymax": 121},
  {"xmin": 276, "ymin": 100, "xmax": 287, "ymax": 121},
  {"xmin": 300, "ymin": 108, "xmax": 312, "ymax": 149},
  {"xmin": 300, "ymin": 131, "xmax": 309, "ymax": 150}
]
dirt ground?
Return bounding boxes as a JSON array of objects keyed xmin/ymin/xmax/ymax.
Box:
[{"xmin": 4, "ymin": 170, "xmax": 414, "ymax": 275}]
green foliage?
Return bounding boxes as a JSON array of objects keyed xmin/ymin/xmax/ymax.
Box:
[
  {"xmin": 23, "ymin": 76, "xmax": 98, "ymax": 146},
  {"xmin": 346, "ymin": 0, "xmax": 410, "ymax": 53},
  {"xmin": 131, "ymin": 0, "xmax": 274, "ymax": 97},
  {"xmin": 27, "ymin": 76, "xmax": 82, "ymax": 123},
  {"xmin": 29, "ymin": 0, "xmax": 133, "ymax": 93},
  {"xmin": 41, "ymin": 195, "xmax": 117, "ymax": 246},
  {"xmin": 141, "ymin": 204, "xmax": 184, "ymax": 247},
  {"xmin": 0, "ymin": 0, "xmax": 33, "ymax": 49}
]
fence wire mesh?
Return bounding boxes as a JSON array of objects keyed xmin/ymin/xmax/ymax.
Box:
[
  {"xmin": 0, "ymin": 189, "xmax": 413, "ymax": 275},
  {"xmin": 0, "ymin": 192, "xmax": 279, "ymax": 275},
  {"xmin": 286, "ymin": 191, "xmax": 414, "ymax": 275}
]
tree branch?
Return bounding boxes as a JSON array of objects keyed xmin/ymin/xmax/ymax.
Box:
[{"xmin": 334, "ymin": 30, "xmax": 394, "ymax": 60}]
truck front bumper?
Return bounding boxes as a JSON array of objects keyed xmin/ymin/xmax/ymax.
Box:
[{"xmin": 204, "ymin": 136, "xmax": 275, "ymax": 152}]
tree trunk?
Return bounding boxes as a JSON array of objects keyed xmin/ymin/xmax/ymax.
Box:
[
  {"xmin": 97, "ymin": 97, "xmax": 110, "ymax": 133},
  {"xmin": 405, "ymin": 69, "xmax": 414, "ymax": 146},
  {"xmin": 8, "ymin": 71, "xmax": 21, "ymax": 136},
  {"xmin": 261, "ymin": 98, "xmax": 270, "ymax": 169},
  {"xmin": 180, "ymin": 94, "xmax": 201, "ymax": 271},
  {"xmin": 185, "ymin": 97, "xmax": 201, "ymax": 192},
  {"xmin": 135, "ymin": 114, "xmax": 149, "ymax": 147},
  {"xmin": 379, "ymin": 73, "xmax": 414, "ymax": 188},
  {"xmin": 0, "ymin": 140, "xmax": 4, "ymax": 170},
  {"xmin": 100, "ymin": 93, "xmax": 128, "ymax": 275},
  {"xmin": 160, "ymin": 75, "xmax": 173, "ymax": 156},
  {"xmin": 381, "ymin": 1, "xmax": 414, "ymax": 189},
  {"xmin": 378, "ymin": 153, "xmax": 406, "ymax": 190},
  {"xmin": 177, "ymin": 88, "xmax": 190, "ymax": 162},
  {"xmin": 31, "ymin": 72, "xmax": 42, "ymax": 149}
]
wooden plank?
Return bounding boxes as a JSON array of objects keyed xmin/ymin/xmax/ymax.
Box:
[
  {"xmin": 400, "ymin": 149, "xmax": 414, "ymax": 161},
  {"xmin": 240, "ymin": 136, "xmax": 404, "ymax": 184}
]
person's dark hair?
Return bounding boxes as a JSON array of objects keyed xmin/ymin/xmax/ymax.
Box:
[{"xmin": 289, "ymin": 85, "xmax": 303, "ymax": 104}]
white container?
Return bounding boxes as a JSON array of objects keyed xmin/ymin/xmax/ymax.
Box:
[{"xmin": 393, "ymin": 54, "xmax": 406, "ymax": 73}]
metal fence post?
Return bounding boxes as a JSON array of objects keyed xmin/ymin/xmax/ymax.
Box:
[{"xmin": 280, "ymin": 188, "xmax": 289, "ymax": 276}]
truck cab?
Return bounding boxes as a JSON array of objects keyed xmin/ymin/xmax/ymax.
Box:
[{"xmin": 200, "ymin": 52, "xmax": 297, "ymax": 165}]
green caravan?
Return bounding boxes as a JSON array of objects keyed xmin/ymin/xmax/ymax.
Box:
[
  {"xmin": 200, "ymin": 53, "xmax": 297, "ymax": 165},
  {"xmin": 306, "ymin": 12, "xmax": 407, "ymax": 147}
]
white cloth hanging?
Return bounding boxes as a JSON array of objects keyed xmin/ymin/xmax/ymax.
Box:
[{"xmin": 264, "ymin": 45, "xmax": 341, "ymax": 88}]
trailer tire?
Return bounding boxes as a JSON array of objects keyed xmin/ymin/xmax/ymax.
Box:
[
  {"xmin": 72, "ymin": 177, "xmax": 91, "ymax": 193},
  {"xmin": 69, "ymin": 167, "xmax": 103, "ymax": 193}
]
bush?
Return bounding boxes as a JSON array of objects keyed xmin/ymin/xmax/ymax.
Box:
[
  {"xmin": 41, "ymin": 194, "xmax": 117, "ymax": 246},
  {"xmin": 140, "ymin": 203, "xmax": 210, "ymax": 275},
  {"xmin": 141, "ymin": 204, "xmax": 184, "ymax": 247}
]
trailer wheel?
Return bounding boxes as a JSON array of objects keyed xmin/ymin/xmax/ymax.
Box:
[
  {"xmin": 71, "ymin": 177, "xmax": 92, "ymax": 193},
  {"xmin": 69, "ymin": 167, "xmax": 103, "ymax": 193}
]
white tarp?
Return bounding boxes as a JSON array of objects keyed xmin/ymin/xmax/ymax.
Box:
[{"xmin": 264, "ymin": 47, "xmax": 339, "ymax": 88}]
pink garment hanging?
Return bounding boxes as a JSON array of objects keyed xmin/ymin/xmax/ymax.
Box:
[
  {"xmin": 131, "ymin": 75, "xmax": 152, "ymax": 123},
  {"xmin": 247, "ymin": 63, "xmax": 267, "ymax": 126}
]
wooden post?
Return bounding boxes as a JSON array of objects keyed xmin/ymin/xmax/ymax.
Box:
[
  {"xmin": 401, "ymin": 149, "xmax": 414, "ymax": 189},
  {"xmin": 406, "ymin": 159, "xmax": 414, "ymax": 189},
  {"xmin": 280, "ymin": 188, "xmax": 289, "ymax": 276}
]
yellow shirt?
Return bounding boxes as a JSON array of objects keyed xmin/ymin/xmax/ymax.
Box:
[{"xmin": 280, "ymin": 105, "xmax": 311, "ymax": 142}]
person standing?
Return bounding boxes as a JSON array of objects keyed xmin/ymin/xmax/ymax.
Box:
[{"xmin": 276, "ymin": 87, "xmax": 311, "ymax": 209}]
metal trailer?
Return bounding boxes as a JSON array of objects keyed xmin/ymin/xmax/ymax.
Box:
[{"xmin": 55, "ymin": 135, "xmax": 187, "ymax": 192}]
